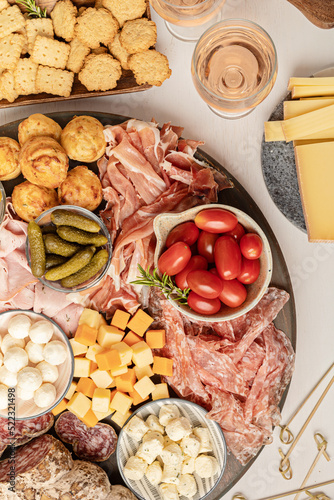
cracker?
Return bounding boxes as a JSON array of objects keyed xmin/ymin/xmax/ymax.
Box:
[
  {"xmin": 14, "ymin": 58, "xmax": 38, "ymax": 95},
  {"xmin": 102, "ymin": 0, "xmax": 146, "ymax": 27},
  {"xmin": 26, "ymin": 18, "xmax": 54, "ymax": 54},
  {"xmin": 128, "ymin": 49, "xmax": 171, "ymax": 86},
  {"xmin": 120, "ymin": 18, "xmax": 156, "ymax": 54},
  {"xmin": 16, "ymin": 25, "xmax": 29, "ymax": 55},
  {"xmin": 0, "ymin": 0, "xmax": 9, "ymax": 12},
  {"xmin": 51, "ymin": 0, "xmax": 77, "ymax": 42},
  {"xmin": 31, "ymin": 35, "xmax": 70, "ymax": 69},
  {"xmin": 78, "ymin": 53, "xmax": 121, "ymax": 91},
  {"xmin": 75, "ymin": 7, "xmax": 118, "ymax": 49},
  {"xmin": 108, "ymin": 32, "xmax": 129, "ymax": 70},
  {"xmin": 0, "ymin": 5, "xmax": 25, "ymax": 39},
  {"xmin": 0, "ymin": 69, "xmax": 18, "ymax": 102},
  {"xmin": 0, "ymin": 33, "xmax": 25, "ymax": 70},
  {"xmin": 35, "ymin": 65, "xmax": 74, "ymax": 97},
  {"xmin": 66, "ymin": 37, "xmax": 90, "ymax": 73}
]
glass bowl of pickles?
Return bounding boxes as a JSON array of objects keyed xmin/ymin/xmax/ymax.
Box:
[
  {"xmin": 25, "ymin": 205, "xmax": 112, "ymax": 293},
  {"xmin": 0, "ymin": 181, "xmax": 6, "ymax": 224}
]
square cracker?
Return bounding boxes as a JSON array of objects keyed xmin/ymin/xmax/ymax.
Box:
[
  {"xmin": 0, "ymin": 33, "xmax": 25, "ymax": 70},
  {"xmin": 14, "ymin": 58, "xmax": 38, "ymax": 95},
  {"xmin": 51, "ymin": 0, "xmax": 77, "ymax": 42},
  {"xmin": 0, "ymin": 69, "xmax": 18, "ymax": 103},
  {"xmin": 0, "ymin": 0, "xmax": 9, "ymax": 12},
  {"xmin": 31, "ymin": 35, "xmax": 70, "ymax": 69},
  {"xmin": 66, "ymin": 37, "xmax": 90, "ymax": 73},
  {"xmin": 16, "ymin": 25, "xmax": 29, "ymax": 55},
  {"xmin": 26, "ymin": 18, "xmax": 54, "ymax": 54},
  {"xmin": 0, "ymin": 5, "xmax": 25, "ymax": 39},
  {"xmin": 35, "ymin": 65, "xmax": 74, "ymax": 97}
]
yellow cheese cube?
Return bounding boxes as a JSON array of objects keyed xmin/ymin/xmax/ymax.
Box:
[
  {"xmin": 69, "ymin": 338, "xmax": 88, "ymax": 357},
  {"xmin": 110, "ymin": 364, "xmax": 128, "ymax": 377},
  {"xmin": 134, "ymin": 365, "xmax": 154, "ymax": 380},
  {"xmin": 111, "ymin": 310, "xmax": 130, "ymax": 330},
  {"xmin": 79, "ymin": 308, "xmax": 101, "ymax": 329},
  {"xmin": 123, "ymin": 331, "xmax": 142, "ymax": 347},
  {"xmin": 74, "ymin": 357, "xmax": 91, "ymax": 378},
  {"xmin": 111, "ymin": 410, "xmax": 132, "ymax": 427},
  {"xmin": 110, "ymin": 391, "xmax": 133, "ymax": 414},
  {"xmin": 115, "ymin": 368, "xmax": 136, "ymax": 393},
  {"xmin": 65, "ymin": 381, "xmax": 77, "ymax": 400},
  {"xmin": 86, "ymin": 344, "xmax": 105, "ymax": 362},
  {"xmin": 75, "ymin": 324, "xmax": 98, "ymax": 346},
  {"xmin": 92, "ymin": 388, "xmax": 110, "ymax": 413},
  {"xmin": 76, "ymin": 377, "xmax": 97, "ymax": 398},
  {"xmin": 80, "ymin": 409, "xmax": 98, "ymax": 428},
  {"xmin": 152, "ymin": 383, "xmax": 170, "ymax": 401},
  {"xmin": 133, "ymin": 376, "xmax": 155, "ymax": 399},
  {"xmin": 90, "ymin": 369, "xmax": 114, "ymax": 389},
  {"xmin": 92, "ymin": 408, "xmax": 114, "ymax": 421},
  {"xmin": 96, "ymin": 349, "xmax": 121, "ymax": 371},
  {"xmin": 51, "ymin": 398, "xmax": 67, "ymax": 415},
  {"xmin": 128, "ymin": 389, "xmax": 149, "ymax": 406},
  {"xmin": 126, "ymin": 309, "xmax": 154, "ymax": 337},
  {"xmin": 153, "ymin": 356, "xmax": 173, "ymax": 377},
  {"xmin": 97, "ymin": 325, "xmax": 124, "ymax": 348},
  {"xmin": 132, "ymin": 341, "xmax": 153, "ymax": 368},
  {"xmin": 146, "ymin": 329, "xmax": 166, "ymax": 349},
  {"xmin": 112, "ymin": 342, "xmax": 133, "ymax": 365},
  {"xmin": 67, "ymin": 392, "xmax": 91, "ymax": 419}
]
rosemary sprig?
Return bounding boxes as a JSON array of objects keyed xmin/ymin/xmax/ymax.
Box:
[
  {"xmin": 16, "ymin": 0, "xmax": 47, "ymax": 18},
  {"xmin": 131, "ymin": 265, "xmax": 190, "ymax": 305}
]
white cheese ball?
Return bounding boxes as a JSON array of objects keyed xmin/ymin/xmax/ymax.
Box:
[
  {"xmin": 181, "ymin": 434, "xmax": 201, "ymax": 458},
  {"xmin": 0, "ymin": 366, "xmax": 17, "ymax": 387},
  {"xmin": 145, "ymin": 461, "xmax": 163, "ymax": 486},
  {"xmin": 43, "ymin": 341, "xmax": 67, "ymax": 366},
  {"xmin": 36, "ymin": 361, "xmax": 58, "ymax": 383},
  {"xmin": 161, "ymin": 463, "xmax": 181, "ymax": 485},
  {"xmin": 181, "ymin": 456, "xmax": 195, "ymax": 475},
  {"xmin": 194, "ymin": 455, "xmax": 218, "ymax": 478},
  {"xmin": 25, "ymin": 341, "xmax": 45, "ymax": 364},
  {"xmin": 29, "ymin": 320, "xmax": 54, "ymax": 344},
  {"xmin": 136, "ymin": 432, "xmax": 164, "ymax": 464},
  {"xmin": 1, "ymin": 334, "xmax": 25, "ymax": 354},
  {"xmin": 16, "ymin": 386, "xmax": 35, "ymax": 401},
  {"xmin": 34, "ymin": 383, "xmax": 56, "ymax": 408},
  {"xmin": 124, "ymin": 415, "xmax": 149, "ymax": 442},
  {"xmin": 193, "ymin": 427, "xmax": 213, "ymax": 453},
  {"xmin": 4, "ymin": 347, "xmax": 29, "ymax": 373},
  {"xmin": 146, "ymin": 414, "xmax": 164, "ymax": 434},
  {"xmin": 7, "ymin": 314, "xmax": 31, "ymax": 339},
  {"xmin": 161, "ymin": 443, "xmax": 183, "ymax": 466},
  {"xmin": 0, "ymin": 352, "xmax": 3, "ymax": 368},
  {"xmin": 159, "ymin": 404, "xmax": 180, "ymax": 427},
  {"xmin": 0, "ymin": 383, "xmax": 8, "ymax": 410},
  {"xmin": 177, "ymin": 474, "xmax": 197, "ymax": 497},
  {"xmin": 123, "ymin": 456, "xmax": 148, "ymax": 481},
  {"xmin": 165, "ymin": 417, "xmax": 192, "ymax": 442},
  {"xmin": 17, "ymin": 367, "xmax": 43, "ymax": 392},
  {"xmin": 160, "ymin": 483, "xmax": 179, "ymax": 500}
]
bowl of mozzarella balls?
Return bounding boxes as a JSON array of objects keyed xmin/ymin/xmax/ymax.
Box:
[
  {"xmin": 117, "ymin": 399, "xmax": 227, "ymax": 500},
  {"xmin": 0, "ymin": 310, "xmax": 74, "ymax": 419}
]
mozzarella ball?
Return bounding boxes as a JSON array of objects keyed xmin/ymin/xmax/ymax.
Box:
[
  {"xmin": 159, "ymin": 404, "xmax": 180, "ymax": 427},
  {"xmin": 177, "ymin": 474, "xmax": 197, "ymax": 497},
  {"xmin": 145, "ymin": 461, "xmax": 163, "ymax": 486},
  {"xmin": 7, "ymin": 314, "xmax": 31, "ymax": 339},
  {"xmin": 0, "ymin": 366, "xmax": 17, "ymax": 387},
  {"xmin": 181, "ymin": 434, "xmax": 201, "ymax": 458},
  {"xmin": 136, "ymin": 432, "xmax": 164, "ymax": 464},
  {"xmin": 146, "ymin": 414, "xmax": 164, "ymax": 434},
  {"xmin": 4, "ymin": 347, "xmax": 29, "ymax": 373},
  {"xmin": 194, "ymin": 455, "xmax": 218, "ymax": 478},
  {"xmin": 1, "ymin": 334, "xmax": 25, "ymax": 354},
  {"xmin": 124, "ymin": 415, "xmax": 149, "ymax": 442},
  {"xmin": 0, "ymin": 352, "xmax": 3, "ymax": 368},
  {"xmin": 43, "ymin": 341, "xmax": 67, "ymax": 365},
  {"xmin": 193, "ymin": 427, "xmax": 213, "ymax": 453},
  {"xmin": 159, "ymin": 483, "xmax": 179, "ymax": 500},
  {"xmin": 123, "ymin": 456, "xmax": 148, "ymax": 481},
  {"xmin": 16, "ymin": 386, "xmax": 35, "ymax": 401},
  {"xmin": 34, "ymin": 383, "xmax": 56, "ymax": 408},
  {"xmin": 161, "ymin": 443, "xmax": 183, "ymax": 466},
  {"xmin": 29, "ymin": 320, "xmax": 54, "ymax": 344},
  {"xmin": 0, "ymin": 383, "xmax": 8, "ymax": 410},
  {"xmin": 165, "ymin": 417, "xmax": 192, "ymax": 442},
  {"xmin": 25, "ymin": 341, "xmax": 45, "ymax": 364},
  {"xmin": 17, "ymin": 367, "xmax": 43, "ymax": 391},
  {"xmin": 36, "ymin": 361, "xmax": 58, "ymax": 383},
  {"xmin": 181, "ymin": 456, "xmax": 195, "ymax": 475}
]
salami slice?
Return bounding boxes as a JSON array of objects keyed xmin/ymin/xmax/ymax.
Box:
[
  {"xmin": 0, "ymin": 413, "xmax": 54, "ymax": 447},
  {"xmin": 55, "ymin": 411, "xmax": 118, "ymax": 461}
]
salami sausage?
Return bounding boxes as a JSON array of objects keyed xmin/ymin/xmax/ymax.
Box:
[
  {"xmin": 55, "ymin": 411, "xmax": 118, "ymax": 462},
  {"xmin": 0, "ymin": 413, "xmax": 54, "ymax": 451}
]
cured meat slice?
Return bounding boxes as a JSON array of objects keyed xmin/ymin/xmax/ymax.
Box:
[
  {"xmin": 0, "ymin": 413, "xmax": 54, "ymax": 454},
  {"xmin": 55, "ymin": 411, "xmax": 118, "ymax": 461}
]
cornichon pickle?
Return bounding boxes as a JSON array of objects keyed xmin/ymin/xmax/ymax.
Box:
[
  {"xmin": 57, "ymin": 226, "xmax": 108, "ymax": 246},
  {"xmin": 61, "ymin": 249, "xmax": 109, "ymax": 288},
  {"xmin": 28, "ymin": 221, "xmax": 46, "ymax": 278},
  {"xmin": 43, "ymin": 233, "xmax": 81, "ymax": 257},
  {"xmin": 45, "ymin": 254, "xmax": 68, "ymax": 270},
  {"xmin": 51, "ymin": 209, "xmax": 100, "ymax": 233},
  {"xmin": 45, "ymin": 246, "xmax": 96, "ymax": 281}
]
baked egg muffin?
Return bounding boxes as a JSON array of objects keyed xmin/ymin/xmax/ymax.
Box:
[
  {"xmin": 12, "ymin": 181, "xmax": 58, "ymax": 222},
  {"xmin": 60, "ymin": 115, "xmax": 106, "ymax": 162},
  {"xmin": 0, "ymin": 137, "xmax": 21, "ymax": 181},
  {"xmin": 58, "ymin": 165, "xmax": 103, "ymax": 211}
]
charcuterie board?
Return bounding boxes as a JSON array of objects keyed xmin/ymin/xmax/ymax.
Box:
[{"xmin": 0, "ymin": 111, "xmax": 296, "ymax": 499}]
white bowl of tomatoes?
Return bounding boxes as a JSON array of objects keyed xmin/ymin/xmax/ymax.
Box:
[{"xmin": 153, "ymin": 204, "xmax": 272, "ymax": 322}]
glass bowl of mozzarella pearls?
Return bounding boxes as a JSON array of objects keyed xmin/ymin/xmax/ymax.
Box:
[
  {"xmin": 0, "ymin": 310, "xmax": 74, "ymax": 419},
  {"xmin": 117, "ymin": 398, "xmax": 227, "ymax": 500}
]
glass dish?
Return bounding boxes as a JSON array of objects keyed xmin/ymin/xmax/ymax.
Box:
[{"xmin": 0, "ymin": 181, "xmax": 6, "ymax": 225}]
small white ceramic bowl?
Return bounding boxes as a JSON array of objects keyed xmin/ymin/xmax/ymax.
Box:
[
  {"xmin": 0, "ymin": 310, "xmax": 74, "ymax": 420},
  {"xmin": 117, "ymin": 398, "xmax": 227, "ymax": 500},
  {"xmin": 153, "ymin": 204, "xmax": 272, "ymax": 322}
]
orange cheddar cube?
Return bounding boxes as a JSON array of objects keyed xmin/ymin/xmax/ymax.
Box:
[
  {"xmin": 153, "ymin": 356, "xmax": 174, "ymax": 377},
  {"xmin": 90, "ymin": 361, "xmax": 98, "ymax": 374},
  {"xmin": 80, "ymin": 409, "xmax": 99, "ymax": 428},
  {"xmin": 51, "ymin": 398, "xmax": 67, "ymax": 415},
  {"xmin": 76, "ymin": 377, "xmax": 97, "ymax": 399},
  {"xmin": 111, "ymin": 310, "xmax": 130, "ymax": 330},
  {"xmin": 146, "ymin": 330, "xmax": 166, "ymax": 349},
  {"xmin": 126, "ymin": 309, "xmax": 154, "ymax": 337},
  {"xmin": 96, "ymin": 349, "xmax": 121, "ymax": 371},
  {"xmin": 110, "ymin": 391, "xmax": 133, "ymax": 414},
  {"xmin": 115, "ymin": 368, "xmax": 136, "ymax": 393},
  {"xmin": 128, "ymin": 389, "xmax": 149, "ymax": 406},
  {"xmin": 123, "ymin": 331, "xmax": 142, "ymax": 347},
  {"xmin": 75, "ymin": 324, "xmax": 98, "ymax": 346}
]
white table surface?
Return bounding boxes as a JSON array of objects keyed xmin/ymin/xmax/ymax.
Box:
[{"xmin": 1, "ymin": 0, "xmax": 334, "ymax": 498}]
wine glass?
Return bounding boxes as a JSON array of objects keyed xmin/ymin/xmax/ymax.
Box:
[{"xmin": 191, "ymin": 19, "xmax": 278, "ymax": 118}]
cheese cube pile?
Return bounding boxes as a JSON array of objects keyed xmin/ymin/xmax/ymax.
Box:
[{"xmin": 52, "ymin": 308, "xmax": 173, "ymax": 428}]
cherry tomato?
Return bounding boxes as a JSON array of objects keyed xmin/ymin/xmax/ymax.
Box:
[
  {"xmin": 175, "ymin": 255, "xmax": 208, "ymax": 290},
  {"xmin": 188, "ymin": 292, "xmax": 221, "ymax": 315},
  {"xmin": 187, "ymin": 270, "xmax": 223, "ymax": 299},
  {"xmin": 194, "ymin": 208, "xmax": 238, "ymax": 233},
  {"xmin": 209, "ymin": 268, "xmax": 219, "ymax": 276},
  {"xmin": 225, "ymin": 223, "xmax": 246, "ymax": 243},
  {"xmin": 240, "ymin": 233, "xmax": 263, "ymax": 260},
  {"xmin": 158, "ymin": 242, "xmax": 191, "ymax": 276},
  {"xmin": 166, "ymin": 222, "xmax": 200, "ymax": 248},
  {"xmin": 197, "ymin": 231, "xmax": 219, "ymax": 263},
  {"xmin": 214, "ymin": 235, "xmax": 242, "ymax": 280},
  {"xmin": 237, "ymin": 257, "xmax": 260, "ymax": 284},
  {"xmin": 219, "ymin": 279, "xmax": 247, "ymax": 308}
]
